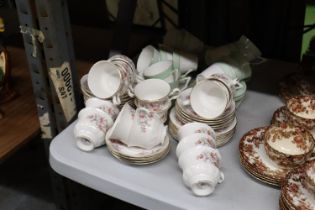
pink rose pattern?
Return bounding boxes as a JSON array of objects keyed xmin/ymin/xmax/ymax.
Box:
[
  {"xmin": 195, "ymin": 137, "xmax": 216, "ymax": 148},
  {"xmin": 196, "ymin": 151, "xmax": 220, "ymax": 168},
  {"xmin": 138, "ymin": 110, "xmax": 154, "ymax": 133},
  {"xmin": 87, "ymin": 114, "xmax": 109, "ymax": 132}
]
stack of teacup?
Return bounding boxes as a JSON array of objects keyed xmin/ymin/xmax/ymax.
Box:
[
  {"xmin": 198, "ymin": 62, "xmax": 248, "ymax": 107},
  {"xmin": 176, "ymin": 122, "xmax": 224, "ymax": 196},
  {"xmin": 169, "ymin": 77, "xmax": 237, "ymax": 147},
  {"xmin": 131, "ymin": 79, "xmax": 178, "ymax": 123},
  {"xmin": 136, "ymin": 45, "xmax": 197, "ymax": 90},
  {"xmin": 105, "ymin": 104, "xmax": 170, "ymax": 165},
  {"xmin": 74, "ymin": 97, "xmax": 119, "ymax": 152},
  {"xmin": 272, "ymin": 95, "xmax": 315, "ymax": 139},
  {"xmin": 80, "ymin": 54, "xmax": 136, "ymax": 108}
]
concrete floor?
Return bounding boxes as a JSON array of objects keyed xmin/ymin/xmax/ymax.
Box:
[
  {"xmin": 0, "ymin": 138, "xmax": 144, "ymax": 210},
  {"xmin": 0, "ymin": 139, "xmax": 55, "ymax": 210}
]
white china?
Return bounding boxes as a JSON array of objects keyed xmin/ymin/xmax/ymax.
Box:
[
  {"xmin": 74, "ymin": 122, "xmax": 105, "ymax": 152},
  {"xmin": 177, "ymin": 122, "xmax": 216, "ymax": 141},
  {"xmin": 77, "ymin": 107, "xmax": 114, "ymax": 132},
  {"xmin": 128, "ymin": 108, "xmax": 167, "ymax": 149},
  {"xmin": 134, "ymin": 79, "xmax": 178, "ymax": 101},
  {"xmin": 176, "ymin": 133, "xmax": 216, "ymax": 158},
  {"xmin": 190, "ymin": 79, "xmax": 229, "ymax": 119},
  {"xmin": 87, "ymin": 60, "xmax": 122, "ymax": 99},
  {"xmin": 178, "ymin": 145, "xmax": 222, "ymax": 170},
  {"xmin": 85, "ymin": 97, "xmax": 119, "ymax": 120},
  {"xmin": 174, "ymin": 51, "xmax": 198, "ymax": 74},
  {"xmin": 74, "ymin": 107, "xmax": 114, "ymax": 151},
  {"xmin": 182, "ymin": 162, "xmax": 224, "ymax": 196},
  {"xmin": 143, "ymin": 60, "xmax": 174, "ymax": 80},
  {"xmin": 106, "ymin": 128, "xmax": 170, "ymax": 157},
  {"xmin": 107, "ymin": 103, "xmax": 135, "ymax": 143},
  {"xmin": 137, "ymin": 45, "xmax": 160, "ymax": 77}
]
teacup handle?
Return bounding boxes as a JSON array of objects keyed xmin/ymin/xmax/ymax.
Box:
[
  {"xmin": 233, "ymin": 79, "xmax": 243, "ymax": 91},
  {"xmin": 127, "ymin": 85, "xmax": 135, "ymax": 98},
  {"xmin": 112, "ymin": 95, "xmax": 121, "ymax": 105},
  {"xmin": 169, "ymin": 88, "xmax": 180, "ymax": 100},
  {"xmin": 218, "ymin": 172, "xmax": 224, "ymax": 184},
  {"xmin": 181, "ymin": 68, "xmax": 196, "ymax": 78},
  {"xmin": 179, "ymin": 76, "xmax": 191, "ymax": 91}
]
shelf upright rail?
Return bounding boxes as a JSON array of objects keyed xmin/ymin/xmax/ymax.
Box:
[{"xmin": 15, "ymin": 0, "xmax": 84, "ymax": 209}]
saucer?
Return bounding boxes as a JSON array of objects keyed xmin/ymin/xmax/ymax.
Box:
[
  {"xmin": 281, "ymin": 165, "xmax": 315, "ymax": 210},
  {"xmin": 271, "ymin": 106, "xmax": 289, "ymax": 125},
  {"xmin": 106, "ymin": 130, "xmax": 170, "ymax": 158},
  {"xmin": 239, "ymin": 127, "xmax": 290, "ymax": 186}
]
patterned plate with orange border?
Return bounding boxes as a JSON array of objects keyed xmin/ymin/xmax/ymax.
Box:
[
  {"xmin": 239, "ymin": 127, "xmax": 290, "ymax": 186},
  {"xmin": 281, "ymin": 165, "xmax": 315, "ymax": 210}
]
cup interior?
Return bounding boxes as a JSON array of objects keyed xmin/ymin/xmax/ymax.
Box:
[
  {"xmin": 190, "ymin": 80, "xmax": 229, "ymax": 119},
  {"xmin": 137, "ymin": 45, "xmax": 158, "ymax": 74},
  {"xmin": 88, "ymin": 61, "xmax": 121, "ymax": 99},
  {"xmin": 143, "ymin": 60, "xmax": 173, "ymax": 79},
  {"xmin": 134, "ymin": 79, "xmax": 171, "ymax": 102}
]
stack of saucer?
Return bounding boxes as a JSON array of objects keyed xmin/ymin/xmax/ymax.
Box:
[
  {"xmin": 170, "ymin": 79, "xmax": 237, "ymax": 146},
  {"xmin": 280, "ymin": 160, "xmax": 315, "ymax": 210},
  {"xmin": 106, "ymin": 130, "xmax": 170, "ymax": 165},
  {"xmin": 80, "ymin": 74, "xmax": 94, "ymax": 103},
  {"xmin": 272, "ymin": 95, "xmax": 315, "ymax": 138},
  {"xmin": 105, "ymin": 104, "xmax": 170, "ymax": 165},
  {"xmin": 239, "ymin": 124, "xmax": 315, "ymax": 187}
]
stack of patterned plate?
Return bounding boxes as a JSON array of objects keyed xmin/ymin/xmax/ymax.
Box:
[
  {"xmin": 105, "ymin": 128, "xmax": 170, "ymax": 165},
  {"xmin": 239, "ymin": 127, "xmax": 289, "ymax": 186},
  {"xmin": 280, "ymin": 160, "xmax": 315, "ymax": 210},
  {"xmin": 169, "ymin": 87, "xmax": 237, "ymax": 147}
]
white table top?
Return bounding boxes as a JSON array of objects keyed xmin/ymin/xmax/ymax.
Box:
[{"xmin": 50, "ymin": 90, "xmax": 285, "ymax": 210}]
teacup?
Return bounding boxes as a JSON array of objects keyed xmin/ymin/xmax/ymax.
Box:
[
  {"xmin": 128, "ymin": 108, "xmax": 167, "ymax": 149},
  {"xmin": 286, "ymin": 96, "xmax": 315, "ymax": 130},
  {"xmin": 159, "ymin": 45, "xmax": 198, "ymax": 74},
  {"xmin": 177, "ymin": 122, "xmax": 216, "ymax": 141},
  {"xmin": 172, "ymin": 51, "xmax": 198, "ymax": 74},
  {"xmin": 190, "ymin": 79, "xmax": 230, "ymax": 119},
  {"xmin": 302, "ymin": 160, "xmax": 315, "ymax": 194},
  {"xmin": 131, "ymin": 79, "xmax": 180, "ymax": 111},
  {"xmin": 107, "ymin": 103, "xmax": 135, "ymax": 143},
  {"xmin": 143, "ymin": 60, "xmax": 176, "ymax": 81},
  {"xmin": 178, "ymin": 145, "xmax": 222, "ymax": 170},
  {"xmin": 137, "ymin": 45, "xmax": 160, "ymax": 77},
  {"xmin": 264, "ymin": 124, "xmax": 315, "ymax": 167},
  {"xmin": 182, "ymin": 162, "xmax": 224, "ymax": 196},
  {"xmin": 176, "ymin": 133, "xmax": 216, "ymax": 158},
  {"xmin": 80, "ymin": 74, "xmax": 94, "ymax": 102},
  {"xmin": 78, "ymin": 107, "xmax": 114, "ymax": 133},
  {"xmin": 85, "ymin": 97, "xmax": 119, "ymax": 120},
  {"xmin": 74, "ymin": 122, "xmax": 106, "ymax": 152},
  {"xmin": 87, "ymin": 60, "xmax": 122, "ymax": 100}
]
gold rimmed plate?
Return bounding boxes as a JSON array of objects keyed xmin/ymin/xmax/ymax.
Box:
[
  {"xmin": 281, "ymin": 165, "xmax": 315, "ymax": 210},
  {"xmin": 239, "ymin": 127, "xmax": 290, "ymax": 186}
]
